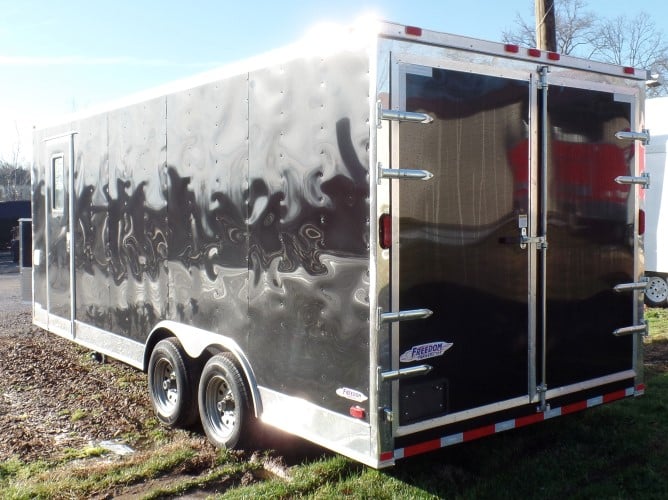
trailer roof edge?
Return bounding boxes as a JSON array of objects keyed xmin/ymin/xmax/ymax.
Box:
[{"xmin": 378, "ymin": 20, "xmax": 649, "ymax": 82}]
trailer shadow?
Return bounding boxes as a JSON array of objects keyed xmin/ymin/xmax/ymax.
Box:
[{"xmin": 248, "ymin": 425, "xmax": 334, "ymax": 466}]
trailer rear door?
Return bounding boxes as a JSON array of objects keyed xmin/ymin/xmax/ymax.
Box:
[
  {"xmin": 388, "ymin": 59, "xmax": 639, "ymax": 431},
  {"xmin": 541, "ymin": 80, "xmax": 637, "ymax": 396},
  {"xmin": 388, "ymin": 61, "xmax": 534, "ymax": 426}
]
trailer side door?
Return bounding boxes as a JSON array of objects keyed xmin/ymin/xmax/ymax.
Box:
[{"xmin": 42, "ymin": 133, "xmax": 75, "ymax": 337}]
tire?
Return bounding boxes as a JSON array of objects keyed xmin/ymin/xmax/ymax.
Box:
[
  {"xmin": 148, "ymin": 338, "xmax": 199, "ymax": 428},
  {"xmin": 198, "ymin": 353, "xmax": 252, "ymax": 449},
  {"xmin": 645, "ymin": 276, "xmax": 668, "ymax": 307}
]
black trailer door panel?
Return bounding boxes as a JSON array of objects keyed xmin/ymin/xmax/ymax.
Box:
[
  {"xmin": 542, "ymin": 84, "xmax": 635, "ymax": 390},
  {"xmin": 393, "ymin": 64, "xmax": 533, "ymax": 423},
  {"xmin": 392, "ymin": 62, "xmax": 638, "ymax": 429}
]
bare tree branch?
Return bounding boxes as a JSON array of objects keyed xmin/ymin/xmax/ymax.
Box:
[{"xmin": 506, "ymin": 1, "xmax": 668, "ymax": 96}]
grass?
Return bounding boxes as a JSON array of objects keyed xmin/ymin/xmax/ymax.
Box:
[
  {"xmin": 3, "ymin": 373, "xmax": 667, "ymax": 499},
  {"xmin": 1, "ymin": 309, "xmax": 667, "ymax": 498},
  {"xmin": 69, "ymin": 409, "xmax": 87, "ymax": 422},
  {"xmin": 646, "ymin": 306, "xmax": 668, "ymax": 340},
  {"xmin": 222, "ymin": 366, "xmax": 668, "ymax": 499},
  {"xmin": 0, "ymin": 439, "xmax": 202, "ymax": 499}
]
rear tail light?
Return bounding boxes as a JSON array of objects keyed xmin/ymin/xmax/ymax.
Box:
[
  {"xmin": 639, "ymin": 209, "xmax": 645, "ymax": 236},
  {"xmin": 379, "ymin": 213, "xmax": 392, "ymax": 249},
  {"xmin": 349, "ymin": 405, "xmax": 366, "ymax": 419}
]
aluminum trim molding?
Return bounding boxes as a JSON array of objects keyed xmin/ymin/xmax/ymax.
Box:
[{"xmin": 258, "ymin": 386, "xmax": 376, "ymax": 467}]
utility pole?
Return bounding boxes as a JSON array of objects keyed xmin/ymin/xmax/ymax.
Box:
[{"xmin": 535, "ymin": 0, "xmax": 557, "ymax": 51}]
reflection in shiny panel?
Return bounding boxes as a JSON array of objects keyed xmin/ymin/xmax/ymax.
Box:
[
  {"xmin": 398, "ymin": 67, "xmax": 530, "ymax": 420},
  {"xmin": 44, "ymin": 50, "xmax": 372, "ymax": 419}
]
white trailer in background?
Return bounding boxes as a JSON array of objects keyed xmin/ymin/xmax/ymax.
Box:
[{"xmin": 643, "ymin": 97, "xmax": 668, "ymax": 305}]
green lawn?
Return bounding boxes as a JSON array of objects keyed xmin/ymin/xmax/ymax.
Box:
[
  {"xmin": 646, "ymin": 306, "xmax": 668, "ymax": 340},
  {"xmin": 3, "ymin": 311, "xmax": 668, "ymax": 498}
]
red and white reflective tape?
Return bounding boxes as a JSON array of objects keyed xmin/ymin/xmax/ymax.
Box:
[{"xmin": 380, "ymin": 384, "xmax": 644, "ymax": 463}]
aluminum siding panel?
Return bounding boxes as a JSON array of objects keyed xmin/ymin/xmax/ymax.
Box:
[{"xmin": 247, "ymin": 51, "xmax": 372, "ymax": 416}]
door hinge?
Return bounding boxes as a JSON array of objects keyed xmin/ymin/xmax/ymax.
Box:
[
  {"xmin": 378, "ymin": 163, "xmax": 434, "ymax": 182},
  {"xmin": 613, "ymin": 322, "xmax": 648, "ymax": 337},
  {"xmin": 613, "ymin": 279, "xmax": 649, "ymax": 293},
  {"xmin": 615, "ymin": 129, "xmax": 650, "ymax": 145},
  {"xmin": 615, "ymin": 172, "xmax": 650, "ymax": 189},
  {"xmin": 379, "ymin": 308, "xmax": 433, "ymax": 324},
  {"xmin": 380, "ymin": 108, "xmax": 433, "ymax": 125},
  {"xmin": 379, "ymin": 365, "xmax": 433, "ymax": 382}
]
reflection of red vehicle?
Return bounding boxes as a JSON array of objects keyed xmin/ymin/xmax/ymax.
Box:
[{"xmin": 508, "ymin": 138, "xmax": 631, "ymax": 222}]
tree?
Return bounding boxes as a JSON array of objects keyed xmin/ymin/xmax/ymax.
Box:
[
  {"xmin": 0, "ymin": 161, "xmax": 30, "ymax": 202},
  {"xmin": 503, "ymin": 1, "xmax": 667, "ymax": 96},
  {"xmin": 591, "ymin": 12, "xmax": 668, "ymax": 94},
  {"xmin": 0, "ymin": 120, "xmax": 31, "ymax": 202},
  {"xmin": 503, "ymin": 0, "xmax": 596, "ymax": 56}
]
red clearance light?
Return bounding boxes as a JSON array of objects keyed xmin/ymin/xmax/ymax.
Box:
[
  {"xmin": 623, "ymin": 67, "xmax": 635, "ymax": 75},
  {"xmin": 504, "ymin": 44, "xmax": 520, "ymax": 53},
  {"xmin": 547, "ymin": 52, "xmax": 560, "ymax": 61},
  {"xmin": 405, "ymin": 25, "xmax": 422, "ymax": 37},
  {"xmin": 639, "ymin": 209, "xmax": 645, "ymax": 236},
  {"xmin": 349, "ymin": 406, "xmax": 366, "ymax": 419},
  {"xmin": 379, "ymin": 213, "xmax": 392, "ymax": 249},
  {"xmin": 528, "ymin": 48, "xmax": 541, "ymax": 57}
]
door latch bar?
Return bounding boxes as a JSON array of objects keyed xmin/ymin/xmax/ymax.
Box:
[{"xmin": 521, "ymin": 234, "xmax": 547, "ymax": 248}]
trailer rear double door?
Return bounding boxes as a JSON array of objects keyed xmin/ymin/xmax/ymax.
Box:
[{"xmin": 387, "ymin": 58, "xmax": 639, "ymax": 430}]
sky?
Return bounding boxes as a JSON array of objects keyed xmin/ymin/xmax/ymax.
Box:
[{"xmin": 1, "ymin": 0, "xmax": 667, "ymax": 164}]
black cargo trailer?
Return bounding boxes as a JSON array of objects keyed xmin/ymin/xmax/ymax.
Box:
[{"xmin": 32, "ymin": 20, "xmax": 649, "ymax": 468}]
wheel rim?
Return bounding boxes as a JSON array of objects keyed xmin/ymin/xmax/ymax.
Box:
[
  {"xmin": 204, "ymin": 374, "xmax": 236, "ymax": 440},
  {"xmin": 153, "ymin": 358, "xmax": 178, "ymax": 414},
  {"xmin": 646, "ymin": 277, "xmax": 668, "ymax": 304}
]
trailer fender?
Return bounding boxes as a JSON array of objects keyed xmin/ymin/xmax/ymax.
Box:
[{"xmin": 146, "ymin": 320, "xmax": 262, "ymax": 417}]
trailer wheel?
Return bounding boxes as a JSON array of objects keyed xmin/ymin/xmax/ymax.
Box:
[
  {"xmin": 148, "ymin": 338, "xmax": 198, "ymax": 428},
  {"xmin": 198, "ymin": 353, "xmax": 252, "ymax": 449},
  {"xmin": 645, "ymin": 276, "xmax": 668, "ymax": 307}
]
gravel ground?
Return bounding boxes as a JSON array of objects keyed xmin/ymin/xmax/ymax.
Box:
[{"xmin": 0, "ymin": 259, "xmax": 158, "ymax": 462}]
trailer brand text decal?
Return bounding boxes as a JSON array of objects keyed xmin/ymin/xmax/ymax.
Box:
[
  {"xmin": 336, "ymin": 387, "xmax": 368, "ymax": 402},
  {"xmin": 400, "ymin": 341, "xmax": 453, "ymax": 362}
]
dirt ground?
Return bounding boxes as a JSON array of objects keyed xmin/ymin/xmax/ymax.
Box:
[
  {"xmin": 0, "ymin": 255, "xmax": 313, "ymax": 498},
  {"xmin": 0, "ymin": 266, "xmax": 158, "ymax": 462}
]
